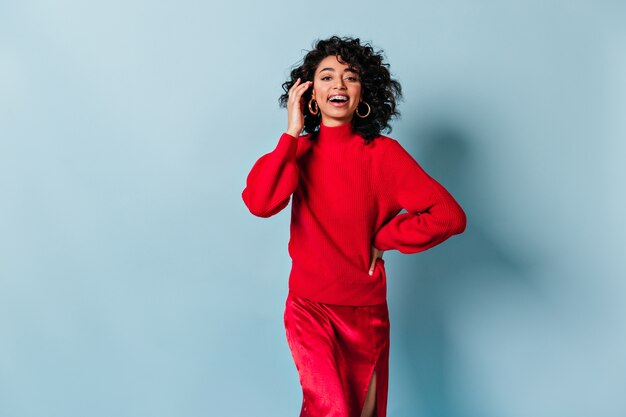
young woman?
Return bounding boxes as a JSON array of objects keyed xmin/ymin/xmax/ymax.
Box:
[{"xmin": 242, "ymin": 35, "xmax": 466, "ymax": 417}]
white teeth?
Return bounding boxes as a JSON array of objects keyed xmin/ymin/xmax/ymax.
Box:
[{"xmin": 329, "ymin": 95, "xmax": 348, "ymax": 102}]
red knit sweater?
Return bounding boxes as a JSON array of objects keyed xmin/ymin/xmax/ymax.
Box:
[{"xmin": 242, "ymin": 121, "xmax": 466, "ymax": 306}]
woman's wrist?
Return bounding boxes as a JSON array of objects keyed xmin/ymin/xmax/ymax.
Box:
[{"xmin": 286, "ymin": 128, "xmax": 301, "ymax": 138}]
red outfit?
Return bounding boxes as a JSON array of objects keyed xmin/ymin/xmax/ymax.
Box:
[
  {"xmin": 283, "ymin": 292, "xmax": 389, "ymax": 417},
  {"xmin": 242, "ymin": 121, "xmax": 466, "ymax": 417}
]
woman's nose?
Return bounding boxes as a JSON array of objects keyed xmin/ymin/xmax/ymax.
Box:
[{"xmin": 333, "ymin": 79, "xmax": 347, "ymax": 89}]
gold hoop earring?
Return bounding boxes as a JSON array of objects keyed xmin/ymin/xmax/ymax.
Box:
[
  {"xmin": 308, "ymin": 98, "xmax": 319, "ymax": 115},
  {"xmin": 356, "ymin": 100, "xmax": 371, "ymax": 118}
]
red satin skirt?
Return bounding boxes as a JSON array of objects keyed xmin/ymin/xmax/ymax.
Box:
[{"xmin": 284, "ymin": 291, "xmax": 390, "ymax": 417}]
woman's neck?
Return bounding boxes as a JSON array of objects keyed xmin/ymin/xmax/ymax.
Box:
[{"xmin": 316, "ymin": 121, "xmax": 355, "ymax": 145}]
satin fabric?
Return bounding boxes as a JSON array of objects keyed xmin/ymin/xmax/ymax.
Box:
[{"xmin": 284, "ymin": 290, "xmax": 390, "ymax": 417}]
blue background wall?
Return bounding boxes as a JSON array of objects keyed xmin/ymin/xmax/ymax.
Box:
[{"xmin": 1, "ymin": 1, "xmax": 625, "ymax": 416}]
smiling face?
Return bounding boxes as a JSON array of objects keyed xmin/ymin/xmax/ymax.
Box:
[{"xmin": 311, "ymin": 54, "xmax": 362, "ymax": 127}]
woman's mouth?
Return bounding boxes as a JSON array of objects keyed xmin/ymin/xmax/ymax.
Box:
[{"xmin": 328, "ymin": 95, "xmax": 349, "ymax": 107}]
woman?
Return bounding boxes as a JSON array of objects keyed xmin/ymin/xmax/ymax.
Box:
[{"xmin": 242, "ymin": 35, "xmax": 466, "ymax": 417}]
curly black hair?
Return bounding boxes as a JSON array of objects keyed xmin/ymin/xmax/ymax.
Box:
[{"xmin": 279, "ymin": 35, "xmax": 403, "ymax": 144}]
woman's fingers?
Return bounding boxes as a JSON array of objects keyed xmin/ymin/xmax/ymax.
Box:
[
  {"xmin": 368, "ymin": 246, "xmax": 385, "ymax": 276},
  {"xmin": 368, "ymin": 258, "xmax": 377, "ymax": 276},
  {"xmin": 289, "ymin": 78, "xmax": 311, "ymax": 102},
  {"xmin": 288, "ymin": 78, "xmax": 301, "ymax": 96},
  {"xmin": 288, "ymin": 78, "xmax": 307, "ymax": 94},
  {"xmin": 286, "ymin": 78, "xmax": 312, "ymax": 135}
]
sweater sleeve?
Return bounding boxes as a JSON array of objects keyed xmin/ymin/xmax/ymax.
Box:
[
  {"xmin": 242, "ymin": 133, "xmax": 300, "ymax": 218},
  {"xmin": 373, "ymin": 139, "xmax": 466, "ymax": 253}
]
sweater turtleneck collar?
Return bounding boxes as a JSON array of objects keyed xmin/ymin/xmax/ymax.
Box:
[{"xmin": 316, "ymin": 121, "xmax": 356, "ymax": 145}]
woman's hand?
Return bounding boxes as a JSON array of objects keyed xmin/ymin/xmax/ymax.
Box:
[
  {"xmin": 369, "ymin": 245, "xmax": 385, "ymax": 276},
  {"xmin": 286, "ymin": 77, "xmax": 312, "ymax": 137}
]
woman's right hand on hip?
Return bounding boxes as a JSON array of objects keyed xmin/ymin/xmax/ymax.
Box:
[{"xmin": 286, "ymin": 77, "xmax": 312, "ymax": 137}]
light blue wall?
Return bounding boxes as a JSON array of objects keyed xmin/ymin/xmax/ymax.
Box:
[{"xmin": 1, "ymin": 1, "xmax": 625, "ymax": 416}]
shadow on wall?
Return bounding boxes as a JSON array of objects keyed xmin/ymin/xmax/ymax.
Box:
[{"xmin": 392, "ymin": 120, "xmax": 538, "ymax": 417}]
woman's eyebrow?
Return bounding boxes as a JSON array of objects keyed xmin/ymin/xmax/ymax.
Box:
[{"xmin": 319, "ymin": 67, "xmax": 359, "ymax": 74}]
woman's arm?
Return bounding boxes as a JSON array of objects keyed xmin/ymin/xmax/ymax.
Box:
[
  {"xmin": 373, "ymin": 139, "xmax": 466, "ymax": 253},
  {"xmin": 242, "ymin": 78, "xmax": 312, "ymax": 218},
  {"xmin": 242, "ymin": 133, "xmax": 300, "ymax": 218}
]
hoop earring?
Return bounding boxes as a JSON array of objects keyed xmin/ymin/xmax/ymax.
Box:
[
  {"xmin": 308, "ymin": 98, "xmax": 319, "ymax": 115},
  {"xmin": 356, "ymin": 100, "xmax": 371, "ymax": 118}
]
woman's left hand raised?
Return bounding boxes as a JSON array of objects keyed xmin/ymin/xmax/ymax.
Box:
[{"xmin": 369, "ymin": 245, "xmax": 385, "ymax": 276}]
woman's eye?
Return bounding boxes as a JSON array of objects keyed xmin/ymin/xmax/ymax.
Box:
[{"xmin": 320, "ymin": 75, "xmax": 359, "ymax": 81}]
